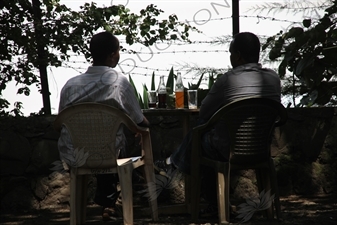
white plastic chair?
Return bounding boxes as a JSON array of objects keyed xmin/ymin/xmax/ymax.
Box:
[{"xmin": 54, "ymin": 102, "xmax": 158, "ymax": 225}]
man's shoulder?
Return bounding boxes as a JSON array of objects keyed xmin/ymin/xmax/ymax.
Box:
[
  {"xmin": 65, "ymin": 68, "xmax": 128, "ymax": 85},
  {"xmin": 232, "ymin": 63, "xmax": 278, "ymax": 75},
  {"xmin": 62, "ymin": 74, "xmax": 83, "ymax": 87}
]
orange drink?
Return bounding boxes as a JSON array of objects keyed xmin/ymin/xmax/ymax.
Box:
[{"xmin": 175, "ymin": 91, "xmax": 184, "ymax": 108}]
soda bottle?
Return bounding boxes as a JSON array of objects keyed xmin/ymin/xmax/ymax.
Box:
[
  {"xmin": 175, "ymin": 72, "xmax": 184, "ymax": 108},
  {"xmin": 157, "ymin": 76, "xmax": 167, "ymax": 108}
]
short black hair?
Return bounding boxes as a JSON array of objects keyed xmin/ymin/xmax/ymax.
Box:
[
  {"xmin": 231, "ymin": 32, "xmax": 260, "ymax": 63},
  {"xmin": 89, "ymin": 32, "xmax": 119, "ymax": 63}
]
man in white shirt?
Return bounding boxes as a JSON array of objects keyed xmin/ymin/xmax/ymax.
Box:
[{"xmin": 58, "ymin": 31, "xmax": 149, "ymax": 221}]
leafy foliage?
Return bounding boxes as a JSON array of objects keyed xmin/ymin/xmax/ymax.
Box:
[
  {"xmin": 142, "ymin": 83, "xmax": 149, "ymax": 109},
  {"xmin": 176, "ymin": 62, "xmax": 227, "ymax": 88},
  {"xmin": 0, "ymin": 0, "xmax": 196, "ymax": 115},
  {"xmin": 131, "ymin": 67, "xmax": 178, "ymax": 109},
  {"xmin": 263, "ymin": 0, "xmax": 337, "ymax": 106},
  {"xmin": 188, "ymin": 72, "xmax": 205, "ymax": 90},
  {"xmin": 166, "ymin": 67, "xmax": 175, "ymax": 95},
  {"xmin": 247, "ymin": 0, "xmax": 332, "ymax": 16},
  {"xmin": 150, "ymin": 71, "xmax": 156, "ymax": 91}
]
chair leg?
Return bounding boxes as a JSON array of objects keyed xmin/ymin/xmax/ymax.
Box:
[
  {"xmin": 142, "ymin": 162, "xmax": 158, "ymax": 221},
  {"xmin": 217, "ymin": 172, "xmax": 226, "ymax": 224},
  {"xmin": 257, "ymin": 168, "xmax": 273, "ymax": 219},
  {"xmin": 141, "ymin": 134, "xmax": 158, "ymax": 221},
  {"xmin": 184, "ymin": 174, "xmax": 191, "ymax": 211},
  {"xmin": 217, "ymin": 166, "xmax": 230, "ymax": 224},
  {"xmin": 79, "ymin": 175, "xmax": 89, "ymax": 224},
  {"xmin": 118, "ymin": 164, "xmax": 134, "ymax": 225},
  {"xmin": 270, "ymin": 159, "xmax": 282, "ymax": 220},
  {"xmin": 190, "ymin": 162, "xmax": 202, "ymax": 221},
  {"xmin": 70, "ymin": 168, "xmax": 77, "ymax": 225},
  {"xmin": 255, "ymin": 168, "xmax": 263, "ymax": 193}
]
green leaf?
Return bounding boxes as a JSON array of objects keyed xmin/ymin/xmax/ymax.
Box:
[
  {"xmin": 128, "ymin": 74, "xmax": 139, "ymax": 98},
  {"xmin": 129, "ymin": 74, "xmax": 145, "ymax": 108},
  {"xmin": 295, "ymin": 55, "xmax": 315, "ymax": 76},
  {"xmin": 166, "ymin": 67, "xmax": 174, "ymax": 94},
  {"xmin": 208, "ymin": 74, "xmax": 215, "ymax": 89},
  {"xmin": 269, "ymin": 47, "xmax": 282, "ymax": 60},
  {"xmin": 303, "ymin": 19, "xmax": 311, "ymax": 28},
  {"xmin": 151, "ymin": 71, "xmax": 156, "ymax": 90},
  {"xmin": 315, "ymin": 82, "xmax": 333, "ymax": 105},
  {"xmin": 170, "ymin": 34, "xmax": 177, "ymax": 40},
  {"xmin": 278, "ymin": 59, "xmax": 288, "ymax": 77},
  {"xmin": 195, "ymin": 72, "xmax": 205, "ymax": 89},
  {"xmin": 143, "ymin": 84, "xmax": 149, "ymax": 109},
  {"xmin": 286, "ymin": 27, "xmax": 304, "ymax": 39},
  {"xmin": 138, "ymin": 93, "xmax": 144, "ymax": 108},
  {"xmin": 262, "ymin": 36, "xmax": 275, "ymax": 51}
]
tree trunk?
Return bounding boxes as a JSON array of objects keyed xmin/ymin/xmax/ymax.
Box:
[{"xmin": 32, "ymin": 0, "xmax": 51, "ymax": 115}]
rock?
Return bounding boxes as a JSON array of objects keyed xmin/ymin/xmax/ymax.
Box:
[
  {"xmin": 33, "ymin": 176, "xmax": 49, "ymax": 200},
  {"xmin": 0, "ymin": 131, "xmax": 32, "ymax": 176},
  {"xmin": 26, "ymin": 138, "xmax": 59, "ymax": 174},
  {"xmin": 233, "ymin": 171, "xmax": 259, "ymax": 199},
  {"xmin": 0, "ymin": 176, "xmax": 37, "ymax": 213},
  {"xmin": 36, "ymin": 172, "xmax": 70, "ymax": 210}
]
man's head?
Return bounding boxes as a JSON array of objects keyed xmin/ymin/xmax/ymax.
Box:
[
  {"xmin": 89, "ymin": 32, "xmax": 120, "ymax": 68},
  {"xmin": 229, "ymin": 32, "xmax": 260, "ymax": 68}
]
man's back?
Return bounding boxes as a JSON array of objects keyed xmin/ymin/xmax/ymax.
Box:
[
  {"xmin": 59, "ymin": 66, "xmax": 143, "ymax": 123},
  {"xmin": 58, "ymin": 66, "xmax": 143, "ymax": 164},
  {"xmin": 199, "ymin": 63, "xmax": 281, "ymax": 121}
]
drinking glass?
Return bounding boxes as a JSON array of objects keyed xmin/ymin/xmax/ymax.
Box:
[
  {"xmin": 187, "ymin": 90, "xmax": 198, "ymax": 109},
  {"xmin": 147, "ymin": 91, "xmax": 157, "ymax": 109}
]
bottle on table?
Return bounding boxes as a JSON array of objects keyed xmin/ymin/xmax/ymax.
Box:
[
  {"xmin": 175, "ymin": 72, "xmax": 184, "ymax": 108},
  {"xmin": 157, "ymin": 76, "xmax": 167, "ymax": 108}
]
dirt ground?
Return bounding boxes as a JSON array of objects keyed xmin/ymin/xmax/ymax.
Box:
[{"xmin": 0, "ymin": 194, "xmax": 336, "ymax": 225}]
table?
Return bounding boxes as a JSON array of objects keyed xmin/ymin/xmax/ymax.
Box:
[
  {"xmin": 142, "ymin": 108, "xmax": 199, "ymax": 215},
  {"xmin": 142, "ymin": 108, "xmax": 199, "ymax": 136}
]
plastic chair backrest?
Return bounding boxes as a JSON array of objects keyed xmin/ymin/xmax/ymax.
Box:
[
  {"xmin": 206, "ymin": 97, "xmax": 287, "ymax": 165},
  {"xmin": 54, "ymin": 102, "xmax": 140, "ymax": 169}
]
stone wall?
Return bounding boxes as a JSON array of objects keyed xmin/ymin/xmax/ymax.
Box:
[{"xmin": 0, "ymin": 108, "xmax": 336, "ymax": 213}]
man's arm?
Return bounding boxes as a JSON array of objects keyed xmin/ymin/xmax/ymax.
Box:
[
  {"xmin": 199, "ymin": 77, "xmax": 226, "ymax": 121},
  {"xmin": 137, "ymin": 116, "xmax": 150, "ymax": 127}
]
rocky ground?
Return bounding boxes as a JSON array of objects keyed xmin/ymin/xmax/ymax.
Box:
[
  {"xmin": 0, "ymin": 170, "xmax": 336, "ymax": 225},
  {"xmin": 0, "ymin": 194, "xmax": 336, "ymax": 225}
]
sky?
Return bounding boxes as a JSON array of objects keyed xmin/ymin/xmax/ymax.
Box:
[{"xmin": 2, "ymin": 0, "xmax": 327, "ymax": 115}]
